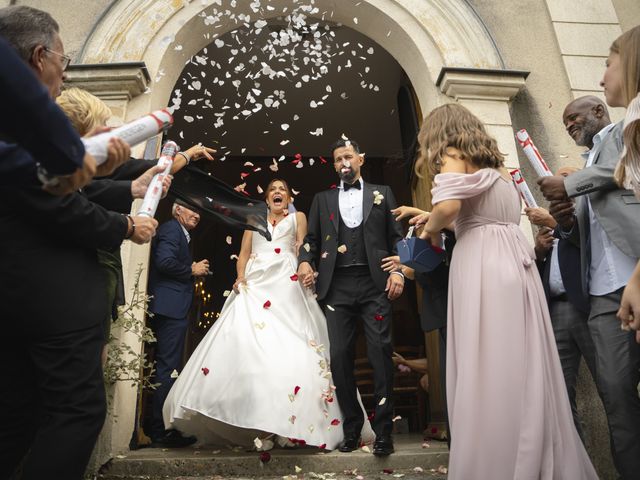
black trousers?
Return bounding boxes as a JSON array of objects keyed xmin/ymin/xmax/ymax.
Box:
[
  {"xmin": 323, "ymin": 268, "xmax": 395, "ymax": 437},
  {"xmin": 588, "ymin": 289, "xmax": 640, "ymax": 480},
  {"xmin": 149, "ymin": 313, "xmax": 189, "ymax": 439},
  {"xmin": 0, "ymin": 323, "xmax": 106, "ymax": 480}
]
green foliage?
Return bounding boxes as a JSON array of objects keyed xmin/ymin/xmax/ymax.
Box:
[{"xmin": 103, "ymin": 265, "xmax": 157, "ymax": 391}]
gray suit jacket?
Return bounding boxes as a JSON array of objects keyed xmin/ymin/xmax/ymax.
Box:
[{"xmin": 563, "ymin": 121, "xmax": 640, "ymax": 294}]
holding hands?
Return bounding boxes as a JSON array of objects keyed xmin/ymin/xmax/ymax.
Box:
[{"xmin": 297, "ymin": 261, "xmax": 315, "ymax": 289}]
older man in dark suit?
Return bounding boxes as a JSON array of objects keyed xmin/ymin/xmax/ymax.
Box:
[
  {"xmin": 148, "ymin": 201, "xmax": 210, "ymax": 447},
  {"xmin": 539, "ymin": 96, "xmax": 640, "ymax": 479},
  {"xmin": 298, "ymin": 139, "xmax": 404, "ymax": 456}
]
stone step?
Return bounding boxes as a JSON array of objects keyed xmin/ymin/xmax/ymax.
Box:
[{"xmin": 98, "ymin": 434, "xmax": 449, "ymax": 480}]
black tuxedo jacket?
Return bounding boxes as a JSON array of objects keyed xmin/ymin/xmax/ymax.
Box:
[
  {"xmin": 537, "ymin": 233, "xmax": 590, "ymax": 314},
  {"xmin": 299, "ymin": 182, "xmax": 403, "ymax": 300},
  {"xmin": 0, "ymin": 168, "xmax": 128, "ymax": 336}
]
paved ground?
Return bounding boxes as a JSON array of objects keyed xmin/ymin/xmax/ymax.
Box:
[{"xmin": 97, "ymin": 434, "xmax": 449, "ymax": 480}]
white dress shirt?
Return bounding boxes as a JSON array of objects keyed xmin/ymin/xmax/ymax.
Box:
[
  {"xmin": 548, "ymin": 239, "xmax": 566, "ymax": 297},
  {"xmin": 338, "ymin": 177, "xmax": 364, "ymax": 227},
  {"xmin": 582, "ymin": 123, "xmax": 638, "ymax": 296},
  {"xmin": 180, "ymin": 223, "xmax": 191, "ymax": 243}
]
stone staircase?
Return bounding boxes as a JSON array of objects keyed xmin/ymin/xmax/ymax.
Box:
[{"xmin": 97, "ymin": 434, "xmax": 448, "ymax": 480}]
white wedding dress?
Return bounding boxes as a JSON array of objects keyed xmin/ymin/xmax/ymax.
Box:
[{"xmin": 163, "ymin": 213, "xmax": 373, "ymax": 449}]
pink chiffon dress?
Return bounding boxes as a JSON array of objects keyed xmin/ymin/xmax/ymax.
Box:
[{"xmin": 431, "ymin": 168, "xmax": 598, "ymax": 479}]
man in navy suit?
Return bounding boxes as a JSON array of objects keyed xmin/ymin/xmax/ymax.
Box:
[{"xmin": 148, "ymin": 201, "xmax": 210, "ymax": 447}]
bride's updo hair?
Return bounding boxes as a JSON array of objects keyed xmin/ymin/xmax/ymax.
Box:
[
  {"xmin": 415, "ymin": 103, "xmax": 504, "ymax": 178},
  {"xmin": 265, "ymin": 178, "xmax": 292, "ymax": 203}
]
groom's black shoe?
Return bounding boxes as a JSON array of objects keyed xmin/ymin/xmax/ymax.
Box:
[
  {"xmin": 150, "ymin": 429, "xmax": 197, "ymax": 448},
  {"xmin": 372, "ymin": 435, "xmax": 394, "ymax": 456},
  {"xmin": 338, "ymin": 435, "xmax": 361, "ymax": 452}
]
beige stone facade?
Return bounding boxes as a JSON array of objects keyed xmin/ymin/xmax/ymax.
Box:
[{"xmin": 6, "ymin": 0, "xmax": 639, "ymax": 477}]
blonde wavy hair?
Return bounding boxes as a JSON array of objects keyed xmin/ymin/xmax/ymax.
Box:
[
  {"xmin": 612, "ymin": 26, "xmax": 640, "ymax": 189},
  {"xmin": 415, "ymin": 103, "xmax": 504, "ymax": 179},
  {"xmin": 56, "ymin": 87, "xmax": 112, "ymax": 136}
]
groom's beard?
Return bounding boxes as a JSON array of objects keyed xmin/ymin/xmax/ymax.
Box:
[{"xmin": 339, "ymin": 169, "xmax": 357, "ymax": 184}]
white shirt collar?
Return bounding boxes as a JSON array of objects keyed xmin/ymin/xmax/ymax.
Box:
[
  {"xmin": 581, "ymin": 123, "xmax": 615, "ymax": 161},
  {"xmin": 180, "ymin": 223, "xmax": 190, "ymax": 243}
]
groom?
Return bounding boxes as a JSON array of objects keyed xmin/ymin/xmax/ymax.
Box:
[{"xmin": 298, "ymin": 138, "xmax": 404, "ymax": 456}]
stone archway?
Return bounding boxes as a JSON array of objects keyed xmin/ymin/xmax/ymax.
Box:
[
  {"xmin": 75, "ymin": 0, "xmax": 529, "ymax": 459},
  {"xmin": 79, "ymin": 0, "xmax": 504, "ymax": 116}
]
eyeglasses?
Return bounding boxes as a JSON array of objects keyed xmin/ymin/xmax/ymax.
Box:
[{"xmin": 44, "ymin": 47, "xmax": 71, "ymax": 71}]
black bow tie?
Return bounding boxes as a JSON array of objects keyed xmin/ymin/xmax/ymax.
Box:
[{"xmin": 343, "ymin": 181, "xmax": 361, "ymax": 191}]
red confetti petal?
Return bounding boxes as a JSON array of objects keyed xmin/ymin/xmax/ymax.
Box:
[
  {"xmin": 274, "ymin": 248, "xmax": 281, "ymax": 254},
  {"xmin": 368, "ymin": 411, "xmax": 375, "ymax": 421},
  {"xmin": 330, "ymin": 184, "xmax": 337, "ymax": 189},
  {"xmin": 329, "ymin": 213, "xmax": 334, "ymax": 221},
  {"xmin": 319, "ymin": 443, "xmax": 327, "ymax": 450},
  {"xmin": 320, "ymin": 156, "xmax": 328, "ymax": 164},
  {"xmin": 201, "ymin": 367, "xmax": 209, "ymax": 376},
  {"xmin": 327, "ymin": 397, "xmax": 334, "ymax": 403},
  {"xmin": 383, "ymin": 468, "xmax": 394, "ymax": 474},
  {"xmin": 374, "ymin": 314, "xmax": 384, "ymax": 321},
  {"xmin": 240, "ymin": 172, "xmax": 250, "ymax": 179},
  {"xmin": 294, "ymin": 385, "xmax": 301, "ymax": 395},
  {"xmin": 263, "ymin": 300, "xmax": 271, "ymax": 309},
  {"xmin": 330, "ymin": 419, "xmax": 340, "ymax": 426},
  {"xmin": 259, "ymin": 451, "xmax": 271, "ymax": 463},
  {"xmin": 290, "ymin": 274, "xmax": 299, "ymax": 281}
]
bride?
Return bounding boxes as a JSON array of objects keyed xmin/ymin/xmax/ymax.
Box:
[{"xmin": 163, "ymin": 179, "xmax": 372, "ymax": 449}]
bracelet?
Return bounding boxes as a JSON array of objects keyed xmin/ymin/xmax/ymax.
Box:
[
  {"xmin": 176, "ymin": 151, "xmax": 191, "ymax": 165},
  {"xmin": 124, "ymin": 214, "xmax": 135, "ymax": 239}
]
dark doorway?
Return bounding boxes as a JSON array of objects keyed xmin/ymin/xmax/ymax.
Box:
[{"xmin": 143, "ymin": 15, "xmax": 427, "ymax": 437}]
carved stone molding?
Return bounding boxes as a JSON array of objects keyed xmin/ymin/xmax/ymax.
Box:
[
  {"xmin": 65, "ymin": 62, "xmax": 150, "ymax": 101},
  {"xmin": 437, "ymin": 67, "xmax": 529, "ymax": 102}
]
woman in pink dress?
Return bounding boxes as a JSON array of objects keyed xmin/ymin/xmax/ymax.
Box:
[{"xmin": 414, "ymin": 103, "xmax": 598, "ymax": 479}]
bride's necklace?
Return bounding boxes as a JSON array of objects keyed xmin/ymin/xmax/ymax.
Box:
[{"xmin": 268, "ymin": 211, "xmax": 288, "ymax": 227}]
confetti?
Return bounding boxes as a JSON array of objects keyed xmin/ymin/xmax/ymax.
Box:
[
  {"xmin": 225, "ymin": 235, "xmax": 232, "ymax": 245},
  {"xmin": 337, "ymin": 245, "xmax": 347, "ymax": 254},
  {"xmin": 201, "ymin": 367, "xmax": 210, "ymax": 376},
  {"xmin": 263, "ymin": 300, "xmax": 271, "ymax": 309}
]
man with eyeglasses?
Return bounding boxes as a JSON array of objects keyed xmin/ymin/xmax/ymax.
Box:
[{"xmin": 0, "ymin": 6, "xmax": 156, "ymax": 480}]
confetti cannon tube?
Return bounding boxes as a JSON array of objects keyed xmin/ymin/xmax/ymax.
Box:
[
  {"xmin": 515, "ymin": 129, "xmax": 552, "ymax": 177},
  {"xmin": 510, "ymin": 168, "xmax": 539, "ymax": 208},
  {"xmin": 82, "ymin": 109, "xmax": 173, "ymax": 165},
  {"xmin": 137, "ymin": 141, "xmax": 178, "ymax": 218}
]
